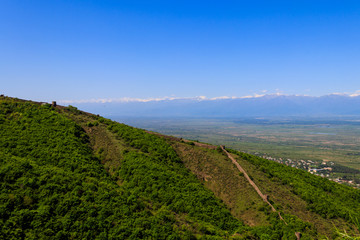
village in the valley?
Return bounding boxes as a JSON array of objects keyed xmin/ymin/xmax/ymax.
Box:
[{"xmin": 253, "ymin": 153, "xmax": 360, "ymax": 189}]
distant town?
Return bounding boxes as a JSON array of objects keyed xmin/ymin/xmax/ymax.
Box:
[{"xmin": 253, "ymin": 153, "xmax": 360, "ymax": 189}]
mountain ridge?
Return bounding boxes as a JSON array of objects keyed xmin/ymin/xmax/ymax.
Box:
[{"xmin": 63, "ymin": 94, "xmax": 360, "ymax": 118}]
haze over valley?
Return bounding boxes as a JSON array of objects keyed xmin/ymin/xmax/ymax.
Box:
[{"xmin": 66, "ymin": 93, "xmax": 360, "ymax": 118}]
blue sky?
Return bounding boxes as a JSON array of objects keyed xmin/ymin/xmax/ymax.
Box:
[{"xmin": 1, "ymin": 0, "xmax": 360, "ymax": 102}]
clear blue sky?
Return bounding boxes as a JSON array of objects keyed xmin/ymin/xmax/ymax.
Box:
[{"xmin": 1, "ymin": 0, "xmax": 360, "ymax": 102}]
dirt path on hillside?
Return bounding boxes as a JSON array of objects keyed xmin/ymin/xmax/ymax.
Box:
[
  {"xmin": 220, "ymin": 146, "xmax": 288, "ymax": 225},
  {"xmin": 147, "ymin": 131, "xmax": 290, "ymax": 225}
]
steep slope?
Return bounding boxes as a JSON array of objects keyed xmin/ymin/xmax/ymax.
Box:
[
  {"xmin": 67, "ymin": 111, "xmax": 320, "ymax": 239},
  {"xmin": 167, "ymin": 138, "xmax": 360, "ymax": 239},
  {"xmin": 0, "ymin": 97, "xmax": 243, "ymax": 239}
]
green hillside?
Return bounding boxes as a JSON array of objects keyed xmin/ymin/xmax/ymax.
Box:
[
  {"xmin": 170, "ymin": 140, "xmax": 360, "ymax": 238},
  {"xmin": 0, "ymin": 96, "xmax": 359, "ymax": 239}
]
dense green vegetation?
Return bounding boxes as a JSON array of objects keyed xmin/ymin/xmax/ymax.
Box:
[
  {"xmin": 0, "ymin": 100, "xmax": 183, "ymax": 239},
  {"xmin": 106, "ymin": 121, "xmax": 240, "ymax": 232},
  {"xmin": 0, "ymin": 98, "xmax": 244, "ymax": 239}
]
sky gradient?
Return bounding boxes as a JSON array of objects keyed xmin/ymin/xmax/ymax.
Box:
[{"xmin": 1, "ymin": 0, "xmax": 360, "ymax": 102}]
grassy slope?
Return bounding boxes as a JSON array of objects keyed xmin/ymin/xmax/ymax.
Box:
[
  {"xmin": 168, "ymin": 139, "xmax": 360, "ymax": 239},
  {"xmin": 232, "ymin": 153, "xmax": 349, "ymax": 236},
  {"xmin": 231, "ymin": 150, "xmax": 360, "ymax": 238},
  {"xmin": 171, "ymin": 142, "xmax": 270, "ymax": 227}
]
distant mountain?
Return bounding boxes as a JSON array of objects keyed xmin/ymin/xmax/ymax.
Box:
[{"xmin": 69, "ymin": 94, "xmax": 360, "ymax": 118}]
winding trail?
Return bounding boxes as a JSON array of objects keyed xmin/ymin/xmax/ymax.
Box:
[
  {"xmin": 149, "ymin": 131, "xmax": 301, "ymax": 236},
  {"xmin": 220, "ymin": 146, "xmax": 288, "ymax": 225}
]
